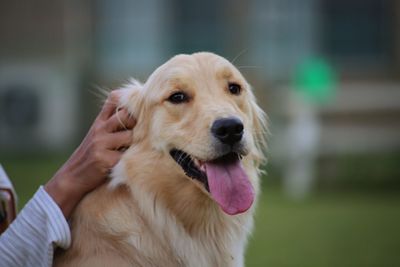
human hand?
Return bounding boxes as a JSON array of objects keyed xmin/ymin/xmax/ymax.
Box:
[{"xmin": 44, "ymin": 91, "xmax": 136, "ymax": 218}]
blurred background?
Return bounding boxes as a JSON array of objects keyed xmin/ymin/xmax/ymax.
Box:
[{"xmin": 1, "ymin": 0, "xmax": 399, "ymax": 266}]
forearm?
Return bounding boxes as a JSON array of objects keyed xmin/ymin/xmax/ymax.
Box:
[{"xmin": 44, "ymin": 146, "xmax": 106, "ymax": 219}]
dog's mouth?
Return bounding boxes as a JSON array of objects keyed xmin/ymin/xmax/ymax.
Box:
[
  {"xmin": 169, "ymin": 149, "xmax": 254, "ymax": 215},
  {"xmin": 169, "ymin": 149, "xmax": 210, "ymax": 191}
]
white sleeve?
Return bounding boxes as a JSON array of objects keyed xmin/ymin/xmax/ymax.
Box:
[{"xmin": 0, "ymin": 186, "xmax": 71, "ymax": 267}]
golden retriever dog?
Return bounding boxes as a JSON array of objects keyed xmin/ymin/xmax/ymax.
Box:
[{"xmin": 53, "ymin": 52, "xmax": 267, "ymax": 267}]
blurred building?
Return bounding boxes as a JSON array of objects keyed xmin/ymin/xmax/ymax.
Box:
[
  {"xmin": 252, "ymin": 0, "xmax": 400, "ymax": 155},
  {"xmin": 0, "ymin": 0, "xmax": 399, "ymax": 170}
]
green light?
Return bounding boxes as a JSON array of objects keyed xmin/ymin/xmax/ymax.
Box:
[{"xmin": 293, "ymin": 58, "xmax": 336, "ymax": 104}]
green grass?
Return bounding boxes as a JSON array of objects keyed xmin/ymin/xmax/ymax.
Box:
[
  {"xmin": 246, "ymin": 188, "xmax": 400, "ymax": 267},
  {"xmin": 2, "ymin": 156, "xmax": 400, "ymax": 266},
  {"xmin": 1, "ymin": 155, "xmax": 67, "ymax": 209}
]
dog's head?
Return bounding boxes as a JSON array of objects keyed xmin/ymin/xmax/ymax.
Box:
[{"xmin": 118, "ymin": 52, "xmax": 267, "ymax": 215}]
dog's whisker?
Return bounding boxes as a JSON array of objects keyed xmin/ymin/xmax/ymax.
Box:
[
  {"xmin": 236, "ymin": 65, "xmax": 263, "ymax": 70},
  {"xmin": 182, "ymin": 153, "xmax": 191, "ymax": 165},
  {"xmin": 176, "ymin": 152, "xmax": 183, "ymax": 165},
  {"xmin": 176, "ymin": 152, "xmax": 187, "ymax": 166},
  {"xmin": 231, "ymin": 48, "xmax": 249, "ymax": 65}
]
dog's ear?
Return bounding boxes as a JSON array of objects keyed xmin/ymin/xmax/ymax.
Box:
[
  {"xmin": 247, "ymin": 86, "xmax": 268, "ymax": 167},
  {"xmin": 118, "ymin": 79, "xmax": 146, "ymax": 141},
  {"xmin": 118, "ymin": 79, "xmax": 144, "ymax": 118}
]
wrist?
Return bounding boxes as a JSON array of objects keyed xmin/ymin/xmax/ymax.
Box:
[{"xmin": 44, "ymin": 170, "xmax": 86, "ymax": 218}]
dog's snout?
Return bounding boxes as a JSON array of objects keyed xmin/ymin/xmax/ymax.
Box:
[{"xmin": 211, "ymin": 117, "xmax": 244, "ymax": 145}]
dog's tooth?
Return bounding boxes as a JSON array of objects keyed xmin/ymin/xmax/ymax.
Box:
[
  {"xmin": 193, "ymin": 158, "xmax": 198, "ymax": 166},
  {"xmin": 198, "ymin": 161, "xmax": 206, "ymax": 172},
  {"xmin": 200, "ymin": 165, "xmax": 206, "ymax": 172}
]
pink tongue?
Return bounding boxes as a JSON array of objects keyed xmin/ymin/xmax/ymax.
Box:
[{"xmin": 205, "ymin": 159, "xmax": 254, "ymax": 215}]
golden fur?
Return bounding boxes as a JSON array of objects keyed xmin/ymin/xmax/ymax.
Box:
[{"xmin": 53, "ymin": 52, "xmax": 267, "ymax": 267}]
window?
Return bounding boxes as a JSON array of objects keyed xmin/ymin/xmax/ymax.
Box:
[
  {"xmin": 171, "ymin": 0, "xmax": 224, "ymax": 54},
  {"xmin": 322, "ymin": 0, "xmax": 396, "ymax": 68}
]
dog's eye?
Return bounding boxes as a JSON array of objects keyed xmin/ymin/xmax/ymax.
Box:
[
  {"xmin": 228, "ymin": 83, "xmax": 241, "ymax": 95},
  {"xmin": 168, "ymin": 92, "xmax": 189, "ymax": 104}
]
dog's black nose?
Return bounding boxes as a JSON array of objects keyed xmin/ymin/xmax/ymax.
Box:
[{"xmin": 211, "ymin": 117, "xmax": 244, "ymax": 145}]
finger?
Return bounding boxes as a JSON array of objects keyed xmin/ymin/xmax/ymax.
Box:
[
  {"xmin": 104, "ymin": 150, "xmax": 124, "ymax": 169},
  {"xmin": 123, "ymin": 112, "xmax": 137, "ymax": 130},
  {"xmin": 99, "ymin": 91, "xmax": 121, "ymax": 121},
  {"xmin": 105, "ymin": 130, "xmax": 133, "ymax": 150},
  {"xmin": 106, "ymin": 108, "xmax": 136, "ymax": 132}
]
